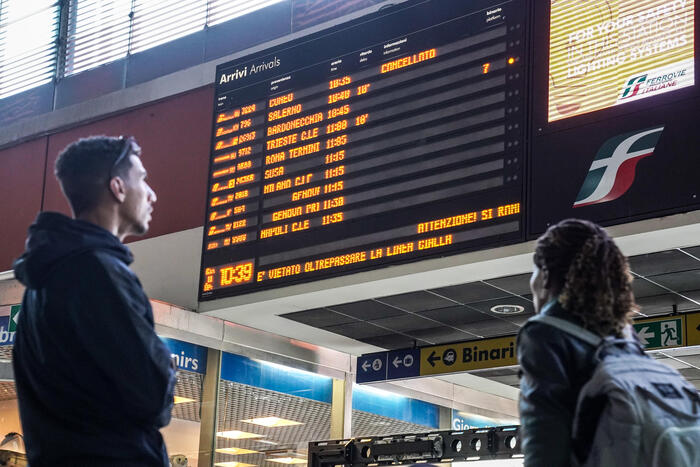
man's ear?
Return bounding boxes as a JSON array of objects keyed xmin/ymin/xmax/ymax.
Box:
[{"xmin": 108, "ymin": 176, "xmax": 127, "ymax": 203}]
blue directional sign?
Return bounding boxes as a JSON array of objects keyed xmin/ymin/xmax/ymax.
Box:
[
  {"xmin": 0, "ymin": 316, "xmax": 15, "ymax": 346},
  {"xmin": 387, "ymin": 349, "xmax": 420, "ymax": 379},
  {"xmin": 356, "ymin": 352, "xmax": 388, "ymax": 383}
]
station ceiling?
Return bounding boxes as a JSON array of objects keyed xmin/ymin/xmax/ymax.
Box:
[
  {"xmin": 281, "ymin": 245, "xmax": 700, "ymax": 389},
  {"xmin": 282, "ymin": 246, "xmax": 700, "ymax": 347}
]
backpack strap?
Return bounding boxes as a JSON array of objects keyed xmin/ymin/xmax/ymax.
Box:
[{"xmin": 527, "ymin": 314, "xmax": 603, "ymax": 347}]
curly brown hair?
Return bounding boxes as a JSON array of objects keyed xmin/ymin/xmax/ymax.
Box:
[{"xmin": 534, "ymin": 219, "xmax": 638, "ymax": 337}]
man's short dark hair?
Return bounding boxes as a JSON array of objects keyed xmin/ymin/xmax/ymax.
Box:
[{"xmin": 55, "ymin": 136, "xmax": 135, "ymax": 216}]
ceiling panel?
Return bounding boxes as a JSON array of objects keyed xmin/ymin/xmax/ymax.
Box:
[
  {"xmin": 279, "ymin": 245, "xmax": 700, "ymax": 352},
  {"xmin": 282, "ymin": 308, "xmax": 358, "ymax": 327},
  {"xmin": 646, "ymin": 269, "xmax": 700, "ymax": 293},
  {"xmin": 368, "ymin": 314, "xmax": 440, "ymax": 333},
  {"xmin": 360, "ymin": 334, "xmax": 431, "ymax": 350},
  {"xmin": 376, "ymin": 291, "xmax": 457, "ymax": 312},
  {"xmin": 429, "ymin": 282, "xmax": 509, "ymax": 304},
  {"xmin": 483, "ymin": 273, "xmax": 532, "ymax": 296},
  {"xmin": 503, "ymin": 313, "xmax": 535, "ymax": 327},
  {"xmin": 323, "ymin": 321, "xmax": 391, "ymax": 340},
  {"xmin": 675, "ymin": 355, "xmax": 700, "ymax": 367},
  {"xmin": 417, "ymin": 305, "xmax": 493, "ymax": 327},
  {"xmin": 681, "ymin": 246, "xmax": 700, "ymax": 260},
  {"xmin": 631, "ymin": 277, "xmax": 668, "ymax": 298},
  {"xmin": 327, "ymin": 300, "xmax": 406, "ymax": 320},
  {"xmin": 683, "ymin": 290, "xmax": 700, "ymax": 305},
  {"xmin": 629, "ymin": 249, "xmax": 700, "ymax": 276},
  {"xmin": 403, "ymin": 326, "xmax": 477, "ymax": 344},
  {"xmin": 636, "ymin": 294, "xmax": 698, "ymax": 316},
  {"xmin": 472, "ymin": 367, "xmax": 520, "ymax": 378},
  {"xmin": 458, "ymin": 318, "xmax": 520, "ymax": 337},
  {"xmin": 486, "ymin": 374, "xmax": 521, "ymax": 387}
]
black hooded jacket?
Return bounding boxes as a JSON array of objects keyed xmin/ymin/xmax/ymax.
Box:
[
  {"xmin": 12, "ymin": 212, "xmax": 176, "ymax": 467},
  {"xmin": 517, "ymin": 300, "xmax": 604, "ymax": 467}
]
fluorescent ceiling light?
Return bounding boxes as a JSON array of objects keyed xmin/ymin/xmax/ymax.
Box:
[
  {"xmin": 268, "ymin": 457, "xmax": 307, "ymax": 464},
  {"xmin": 216, "ymin": 447, "xmax": 259, "ymax": 455},
  {"xmin": 214, "ymin": 462, "xmax": 257, "ymax": 467},
  {"xmin": 216, "ymin": 430, "xmax": 264, "ymax": 440},
  {"xmin": 242, "ymin": 416, "xmax": 302, "ymax": 427},
  {"xmin": 174, "ymin": 396, "xmax": 195, "ymax": 404}
]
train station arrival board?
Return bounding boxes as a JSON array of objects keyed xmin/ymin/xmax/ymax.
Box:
[{"xmin": 199, "ymin": 0, "xmax": 526, "ymax": 300}]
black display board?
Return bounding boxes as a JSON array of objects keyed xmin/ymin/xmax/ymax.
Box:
[
  {"xmin": 199, "ymin": 0, "xmax": 526, "ymax": 300},
  {"xmin": 528, "ymin": 0, "xmax": 700, "ymax": 236}
]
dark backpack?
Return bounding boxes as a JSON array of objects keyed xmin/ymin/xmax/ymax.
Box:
[{"xmin": 529, "ymin": 313, "xmax": 700, "ymax": 467}]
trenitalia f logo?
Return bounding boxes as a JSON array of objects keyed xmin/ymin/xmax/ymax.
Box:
[
  {"xmin": 573, "ymin": 126, "xmax": 664, "ymax": 208},
  {"xmin": 620, "ymin": 75, "xmax": 647, "ymax": 99}
]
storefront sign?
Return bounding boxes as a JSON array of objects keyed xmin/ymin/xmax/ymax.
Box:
[
  {"xmin": 0, "ymin": 316, "xmax": 15, "ymax": 346},
  {"xmin": 160, "ymin": 337, "xmax": 208, "ymax": 374},
  {"xmin": 451, "ymin": 409, "xmax": 517, "ymax": 430}
]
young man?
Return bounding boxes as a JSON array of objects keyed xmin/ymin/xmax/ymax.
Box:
[{"xmin": 12, "ymin": 136, "xmax": 176, "ymax": 466}]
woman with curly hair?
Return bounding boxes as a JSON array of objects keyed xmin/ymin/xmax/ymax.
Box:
[{"xmin": 517, "ymin": 218, "xmax": 638, "ymax": 466}]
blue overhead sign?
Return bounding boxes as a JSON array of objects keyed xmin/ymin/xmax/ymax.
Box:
[
  {"xmin": 356, "ymin": 352, "xmax": 387, "ymax": 383},
  {"xmin": 387, "ymin": 349, "xmax": 420, "ymax": 379}
]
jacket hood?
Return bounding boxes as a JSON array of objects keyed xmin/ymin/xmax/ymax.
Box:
[{"xmin": 13, "ymin": 212, "xmax": 132, "ymax": 288}]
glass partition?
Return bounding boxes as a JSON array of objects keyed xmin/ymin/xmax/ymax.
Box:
[
  {"xmin": 351, "ymin": 384, "xmax": 441, "ymax": 437},
  {"xmin": 215, "ymin": 353, "xmax": 332, "ymax": 466},
  {"xmin": 160, "ymin": 338, "xmax": 208, "ymax": 465}
]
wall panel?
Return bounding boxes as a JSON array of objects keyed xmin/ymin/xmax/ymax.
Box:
[
  {"xmin": 0, "ymin": 138, "xmax": 48, "ymax": 270},
  {"xmin": 43, "ymin": 86, "xmax": 215, "ymax": 242}
]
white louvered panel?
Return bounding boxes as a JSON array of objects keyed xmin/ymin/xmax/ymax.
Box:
[
  {"xmin": 214, "ymin": 380, "xmax": 437, "ymax": 466},
  {"xmin": 0, "ymin": 0, "xmax": 59, "ymax": 98},
  {"xmin": 206, "ymin": 0, "xmax": 285, "ymax": 27},
  {"xmin": 352, "ymin": 409, "xmax": 435, "ymax": 438},
  {"xmin": 0, "ymin": 382, "xmax": 16, "ymax": 401},
  {"xmin": 0, "ymin": 346, "xmax": 12, "ymax": 362},
  {"xmin": 64, "ymin": 0, "xmax": 131, "ymax": 76},
  {"xmin": 129, "ymin": 0, "xmax": 206, "ymax": 54},
  {"xmin": 172, "ymin": 370, "xmax": 204, "ymax": 422},
  {"xmin": 216, "ymin": 380, "xmax": 331, "ymax": 466}
]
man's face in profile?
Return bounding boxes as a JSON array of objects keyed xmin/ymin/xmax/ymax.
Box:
[{"xmin": 119, "ymin": 150, "xmax": 157, "ymax": 237}]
